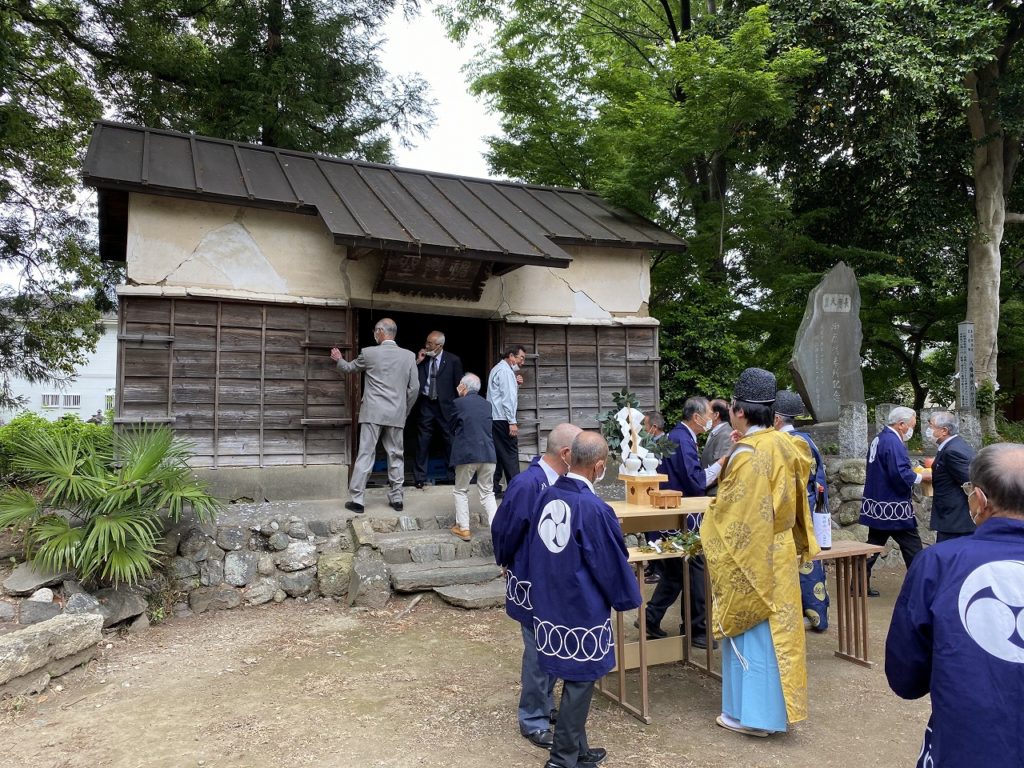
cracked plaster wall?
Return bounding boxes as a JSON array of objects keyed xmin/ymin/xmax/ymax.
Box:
[{"xmin": 126, "ymin": 195, "xmax": 652, "ymax": 320}]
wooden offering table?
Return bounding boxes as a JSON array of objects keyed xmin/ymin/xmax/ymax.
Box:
[{"xmin": 599, "ymin": 497, "xmax": 886, "ymax": 723}]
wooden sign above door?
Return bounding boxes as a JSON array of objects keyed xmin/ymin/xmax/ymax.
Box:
[{"xmin": 374, "ymin": 251, "xmax": 492, "ymax": 300}]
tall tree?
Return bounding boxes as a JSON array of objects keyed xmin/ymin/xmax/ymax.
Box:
[{"xmin": 0, "ymin": 0, "xmax": 433, "ymax": 408}]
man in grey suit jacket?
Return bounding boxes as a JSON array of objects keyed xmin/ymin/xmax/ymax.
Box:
[
  {"xmin": 331, "ymin": 318, "xmax": 419, "ymax": 513},
  {"xmin": 700, "ymin": 399, "xmax": 733, "ymax": 496}
]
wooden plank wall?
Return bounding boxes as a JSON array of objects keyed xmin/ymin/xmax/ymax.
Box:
[
  {"xmin": 119, "ymin": 297, "xmax": 352, "ymax": 467},
  {"xmin": 502, "ymin": 324, "xmax": 660, "ymax": 458}
]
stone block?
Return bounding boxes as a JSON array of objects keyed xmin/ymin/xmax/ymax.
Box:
[
  {"xmin": 417, "ymin": 516, "xmax": 439, "ymax": 531},
  {"xmin": 838, "ymin": 501, "xmax": 862, "ymax": 526},
  {"xmin": 0, "ymin": 613, "xmax": 102, "ymax": 686},
  {"xmin": 199, "ymin": 558, "xmax": 225, "ymax": 587},
  {"xmin": 317, "ymin": 553, "xmax": 354, "ymax": 597},
  {"xmin": 0, "ymin": 602, "xmax": 15, "ymax": 622},
  {"xmin": 94, "ymin": 587, "xmax": 148, "ymax": 628},
  {"xmin": 838, "ymin": 459, "xmax": 867, "ymax": 485},
  {"xmin": 434, "ymin": 579, "xmax": 506, "ymax": 609},
  {"xmin": 178, "ymin": 529, "xmax": 215, "ymax": 561},
  {"xmin": 410, "ymin": 544, "xmax": 440, "ymax": 563},
  {"xmin": 171, "ymin": 557, "xmax": 200, "ymax": 581},
  {"xmin": 278, "ymin": 567, "xmax": 317, "ymax": 597},
  {"xmin": 438, "ymin": 543, "xmax": 457, "ymax": 562},
  {"xmin": 285, "ymin": 518, "xmax": 308, "ymax": 540},
  {"xmin": 45, "ymin": 645, "xmax": 97, "ymax": 678},
  {"xmin": 215, "ymin": 526, "xmax": 248, "ymax": 551},
  {"xmin": 243, "ymin": 578, "xmax": 278, "ymax": 606},
  {"xmin": 398, "ymin": 516, "xmax": 419, "ymax": 532},
  {"xmin": 382, "ymin": 548, "xmax": 412, "ymax": 565},
  {"xmin": 307, "ymin": 519, "xmax": 331, "ymax": 537},
  {"xmin": 470, "ymin": 538, "xmax": 494, "ymax": 559},
  {"xmin": 3, "ymin": 562, "xmax": 75, "ymax": 596},
  {"xmin": 389, "ymin": 558, "xmax": 501, "ymax": 592},
  {"xmin": 224, "ymin": 551, "xmax": 260, "ymax": 587},
  {"xmin": 19, "ymin": 600, "xmax": 61, "ymax": 625},
  {"xmin": 839, "ymin": 484, "xmax": 865, "ymax": 502},
  {"xmin": 0, "ymin": 670, "xmax": 51, "ymax": 699},
  {"xmin": 63, "ymin": 593, "xmax": 101, "ymax": 616},
  {"xmin": 268, "ymin": 532, "xmax": 291, "ymax": 551},
  {"xmin": 348, "ymin": 550, "xmax": 390, "ymax": 609},
  {"xmin": 274, "ymin": 541, "xmax": 317, "ymax": 572},
  {"xmin": 28, "ymin": 588, "xmax": 54, "ymax": 603},
  {"xmin": 351, "ymin": 518, "xmax": 377, "ymax": 547},
  {"xmin": 257, "ymin": 553, "xmax": 276, "ymax": 576},
  {"xmin": 189, "ymin": 584, "xmax": 242, "ymax": 614}
]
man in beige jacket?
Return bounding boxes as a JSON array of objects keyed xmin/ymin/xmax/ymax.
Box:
[{"xmin": 331, "ymin": 318, "xmax": 418, "ymax": 513}]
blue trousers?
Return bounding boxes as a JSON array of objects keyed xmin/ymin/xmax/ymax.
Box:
[{"xmin": 519, "ymin": 623, "xmax": 557, "ymax": 734}]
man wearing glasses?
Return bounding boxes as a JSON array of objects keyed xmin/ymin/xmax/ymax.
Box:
[
  {"xmin": 886, "ymin": 443, "xmax": 1024, "ymax": 768},
  {"xmin": 487, "ymin": 345, "xmax": 527, "ymax": 495}
]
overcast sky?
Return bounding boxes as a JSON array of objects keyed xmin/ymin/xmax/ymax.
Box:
[{"xmin": 380, "ymin": 8, "xmax": 501, "ymax": 179}]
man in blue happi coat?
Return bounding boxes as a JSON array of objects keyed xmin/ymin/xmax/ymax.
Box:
[
  {"xmin": 491, "ymin": 422, "xmax": 581, "ymax": 751},
  {"xmin": 859, "ymin": 406, "xmax": 925, "ymax": 596},
  {"xmin": 644, "ymin": 396, "xmax": 728, "ymax": 646},
  {"xmin": 529, "ymin": 431, "xmax": 642, "ymax": 768},
  {"xmin": 886, "ymin": 443, "xmax": 1024, "ymax": 767},
  {"xmin": 774, "ymin": 390, "xmax": 830, "ymax": 631}
]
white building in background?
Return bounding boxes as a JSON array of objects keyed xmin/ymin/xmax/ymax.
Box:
[{"xmin": 0, "ymin": 315, "xmax": 118, "ymax": 423}]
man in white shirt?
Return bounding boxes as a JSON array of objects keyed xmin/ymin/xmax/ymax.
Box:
[{"xmin": 487, "ymin": 345, "xmax": 526, "ymax": 495}]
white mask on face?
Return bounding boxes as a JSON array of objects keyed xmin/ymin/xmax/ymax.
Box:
[
  {"xmin": 595, "ymin": 463, "xmax": 606, "ymax": 483},
  {"xmin": 903, "ymin": 427, "xmax": 914, "ymax": 442},
  {"xmin": 511, "ymin": 364, "xmax": 520, "ymax": 372},
  {"xmin": 925, "ymin": 427, "xmax": 934, "ymax": 441}
]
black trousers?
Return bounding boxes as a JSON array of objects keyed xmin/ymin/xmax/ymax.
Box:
[
  {"xmin": 492, "ymin": 419, "xmax": 520, "ymax": 490},
  {"xmin": 866, "ymin": 526, "xmax": 924, "ymax": 577},
  {"xmin": 644, "ymin": 555, "xmax": 707, "ymax": 635},
  {"xmin": 549, "ymin": 679, "xmax": 594, "ymax": 768},
  {"xmin": 936, "ymin": 530, "xmax": 973, "ymax": 543},
  {"xmin": 413, "ymin": 397, "xmax": 453, "ymax": 483}
]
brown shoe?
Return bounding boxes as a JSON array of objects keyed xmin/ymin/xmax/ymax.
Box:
[{"xmin": 450, "ymin": 525, "xmax": 471, "ymax": 541}]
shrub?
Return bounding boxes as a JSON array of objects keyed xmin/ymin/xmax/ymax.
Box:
[
  {"xmin": 0, "ymin": 413, "xmax": 112, "ymax": 478},
  {"xmin": 0, "ymin": 424, "xmax": 220, "ymax": 585}
]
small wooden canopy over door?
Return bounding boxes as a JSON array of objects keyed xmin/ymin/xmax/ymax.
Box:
[{"xmin": 117, "ymin": 296, "xmax": 354, "ymax": 467}]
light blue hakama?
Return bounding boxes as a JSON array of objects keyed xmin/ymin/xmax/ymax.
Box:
[{"xmin": 721, "ymin": 620, "xmax": 788, "ymax": 733}]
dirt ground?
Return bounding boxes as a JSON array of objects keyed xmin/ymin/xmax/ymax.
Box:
[{"xmin": 1, "ymin": 569, "xmax": 929, "ymax": 768}]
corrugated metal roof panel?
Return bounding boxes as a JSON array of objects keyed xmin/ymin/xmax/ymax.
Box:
[{"xmin": 83, "ymin": 121, "xmax": 686, "ymax": 268}]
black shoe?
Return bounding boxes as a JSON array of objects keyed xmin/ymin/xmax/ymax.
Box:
[
  {"xmin": 494, "ymin": 488, "xmax": 504, "ymax": 497},
  {"xmin": 523, "ymin": 729, "xmax": 553, "ymax": 749},
  {"xmin": 867, "ymin": 587, "xmax": 880, "ymax": 597},
  {"xmin": 633, "ymin": 618, "xmax": 666, "ymax": 639},
  {"xmin": 390, "ymin": 500, "xmax": 404, "ymax": 512},
  {"xmin": 578, "ymin": 747, "xmax": 607, "ymax": 766},
  {"xmin": 414, "ymin": 481, "xmax": 424, "ymax": 490},
  {"xmin": 692, "ymin": 635, "xmax": 718, "ymax": 650},
  {"xmin": 344, "ymin": 501, "xmax": 364, "ymax": 514},
  {"xmin": 644, "ymin": 573, "xmax": 661, "ymax": 584}
]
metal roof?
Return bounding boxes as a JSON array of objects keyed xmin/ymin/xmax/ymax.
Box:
[{"xmin": 83, "ymin": 121, "xmax": 686, "ymax": 269}]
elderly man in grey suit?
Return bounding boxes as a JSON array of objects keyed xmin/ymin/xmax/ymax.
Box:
[
  {"xmin": 700, "ymin": 398, "xmax": 733, "ymax": 495},
  {"xmin": 331, "ymin": 318, "xmax": 418, "ymax": 514}
]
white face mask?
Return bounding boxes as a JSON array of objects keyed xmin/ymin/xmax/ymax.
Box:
[
  {"xmin": 425, "ymin": 348, "xmax": 439, "ymax": 357},
  {"xmin": 595, "ymin": 464, "xmax": 606, "ymax": 483},
  {"xmin": 925, "ymin": 427, "xmax": 934, "ymax": 441},
  {"xmin": 510, "ymin": 363, "xmax": 520, "ymax": 372},
  {"xmin": 903, "ymin": 427, "xmax": 914, "ymax": 442}
]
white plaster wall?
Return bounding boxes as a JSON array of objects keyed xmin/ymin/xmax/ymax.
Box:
[
  {"xmin": 125, "ymin": 195, "xmax": 654, "ymax": 322},
  {"xmin": 0, "ymin": 318, "xmax": 117, "ymax": 423}
]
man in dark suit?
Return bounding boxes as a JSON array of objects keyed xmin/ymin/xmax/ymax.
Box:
[
  {"xmin": 413, "ymin": 330, "xmax": 464, "ymax": 488},
  {"xmin": 926, "ymin": 411, "xmax": 976, "ymax": 542},
  {"xmin": 449, "ymin": 373, "xmax": 497, "ymax": 541}
]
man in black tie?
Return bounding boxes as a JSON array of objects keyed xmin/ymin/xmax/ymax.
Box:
[
  {"xmin": 413, "ymin": 331, "xmax": 464, "ymax": 488},
  {"xmin": 925, "ymin": 411, "xmax": 976, "ymax": 542}
]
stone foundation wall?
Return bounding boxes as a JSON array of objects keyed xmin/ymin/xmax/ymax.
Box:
[{"xmin": 824, "ymin": 456, "xmax": 933, "ymax": 568}]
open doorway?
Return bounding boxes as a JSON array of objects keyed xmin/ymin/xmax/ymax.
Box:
[{"xmin": 355, "ymin": 308, "xmax": 494, "ymax": 485}]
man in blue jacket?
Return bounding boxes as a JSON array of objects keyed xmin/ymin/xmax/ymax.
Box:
[
  {"xmin": 859, "ymin": 406, "xmax": 925, "ymax": 596},
  {"xmin": 886, "ymin": 443, "xmax": 1024, "ymax": 767},
  {"xmin": 491, "ymin": 422, "xmax": 581, "ymax": 750},
  {"xmin": 449, "ymin": 373, "xmax": 497, "ymax": 541},
  {"xmin": 644, "ymin": 397, "xmax": 727, "ymax": 645},
  {"xmin": 529, "ymin": 431, "xmax": 642, "ymax": 768}
]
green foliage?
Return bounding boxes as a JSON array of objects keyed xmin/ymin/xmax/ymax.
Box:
[
  {"xmin": 0, "ymin": 424, "xmax": 220, "ymax": 586},
  {"xmin": 595, "ymin": 388, "xmax": 676, "ymax": 458},
  {"xmin": 0, "ymin": 413, "xmax": 111, "ymax": 477},
  {"xmin": 994, "ymin": 414, "xmax": 1024, "ymax": 445}
]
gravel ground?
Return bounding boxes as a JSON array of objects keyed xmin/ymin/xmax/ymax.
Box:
[{"xmin": 0, "ymin": 569, "xmax": 929, "ymax": 768}]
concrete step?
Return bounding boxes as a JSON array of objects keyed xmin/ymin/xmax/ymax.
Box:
[
  {"xmin": 357, "ymin": 524, "xmax": 495, "ymax": 565},
  {"xmin": 390, "ymin": 558, "xmax": 501, "ymax": 592},
  {"xmin": 434, "ymin": 578, "xmax": 506, "ymax": 609}
]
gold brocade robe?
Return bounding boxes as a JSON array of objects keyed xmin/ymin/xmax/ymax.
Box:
[{"xmin": 700, "ymin": 427, "xmax": 820, "ymax": 724}]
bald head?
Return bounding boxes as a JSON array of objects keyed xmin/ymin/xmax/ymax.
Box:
[
  {"xmin": 570, "ymin": 431, "xmax": 609, "ymax": 472},
  {"xmin": 970, "ymin": 443, "xmax": 1024, "ymax": 518},
  {"xmin": 541, "ymin": 423, "xmax": 582, "ymax": 476},
  {"xmin": 373, "ymin": 318, "xmax": 397, "ymax": 341}
]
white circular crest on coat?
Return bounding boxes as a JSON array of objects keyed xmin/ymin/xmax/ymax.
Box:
[
  {"xmin": 957, "ymin": 560, "xmax": 1024, "ymax": 663},
  {"xmin": 538, "ymin": 499, "xmax": 572, "ymax": 554}
]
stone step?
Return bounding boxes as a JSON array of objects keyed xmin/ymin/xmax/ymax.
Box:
[
  {"xmin": 390, "ymin": 558, "xmax": 501, "ymax": 592},
  {"xmin": 362, "ymin": 526, "xmax": 495, "ymax": 565},
  {"xmin": 434, "ymin": 579, "xmax": 506, "ymax": 609}
]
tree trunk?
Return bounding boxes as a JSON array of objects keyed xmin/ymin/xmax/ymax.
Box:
[{"xmin": 965, "ymin": 65, "xmax": 1004, "ymax": 437}]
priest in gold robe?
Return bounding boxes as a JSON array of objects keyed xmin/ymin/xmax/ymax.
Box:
[{"xmin": 700, "ymin": 368, "xmax": 819, "ymax": 737}]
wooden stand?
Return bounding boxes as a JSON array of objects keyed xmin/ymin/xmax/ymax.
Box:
[
  {"xmin": 648, "ymin": 489, "xmax": 682, "ymax": 509},
  {"xmin": 619, "ymin": 472, "xmax": 668, "ymax": 506}
]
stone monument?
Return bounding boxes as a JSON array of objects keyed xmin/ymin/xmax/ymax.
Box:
[{"xmin": 790, "ymin": 262, "xmax": 866, "ymax": 423}]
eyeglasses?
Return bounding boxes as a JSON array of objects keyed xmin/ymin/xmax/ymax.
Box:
[{"xmin": 961, "ymin": 482, "xmax": 976, "ymax": 498}]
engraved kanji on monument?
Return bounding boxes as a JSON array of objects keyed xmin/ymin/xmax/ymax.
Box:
[{"xmin": 790, "ymin": 262, "xmax": 865, "ymax": 424}]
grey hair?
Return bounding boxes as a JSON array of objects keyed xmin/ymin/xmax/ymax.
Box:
[
  {"xmin": 644, "ymin": 411, "xmax": 667, "ymax": 433},
  {"xmin": 459, "ymin": 373, "xmax": 481, "ymax": 393},
  {"xmin": 570, "ymin": 431, "xmax": 608, "ymax": 469},
  {"xmin": 430, "ymin": 331, "xmax": 446, "ymax": 347},
  {"xmin": 887, "ymin": 406, "xmax": 916, "ymax": 425},
  {"xmin": 969, "ymin": 443, "xmax": 1024, "ymax": 517},
  {"xmin": 374, "ymin": 318, "xmax": 397, "ymax": 338},
  {"xmin": 545, "ymin": 423, "xmax": 582, "ymax": 458},
  {"xmin": 683, "ymin": 397, "xmax": 710, "ymax": 422},
  {"xmin": 930, "ymin": 411, "xmax": 959, "ymax": 434}
]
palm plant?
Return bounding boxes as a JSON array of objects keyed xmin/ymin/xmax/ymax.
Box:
[{"xmin": 0, "ymin": 425, "xmax": 220, "ymax": 585}]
